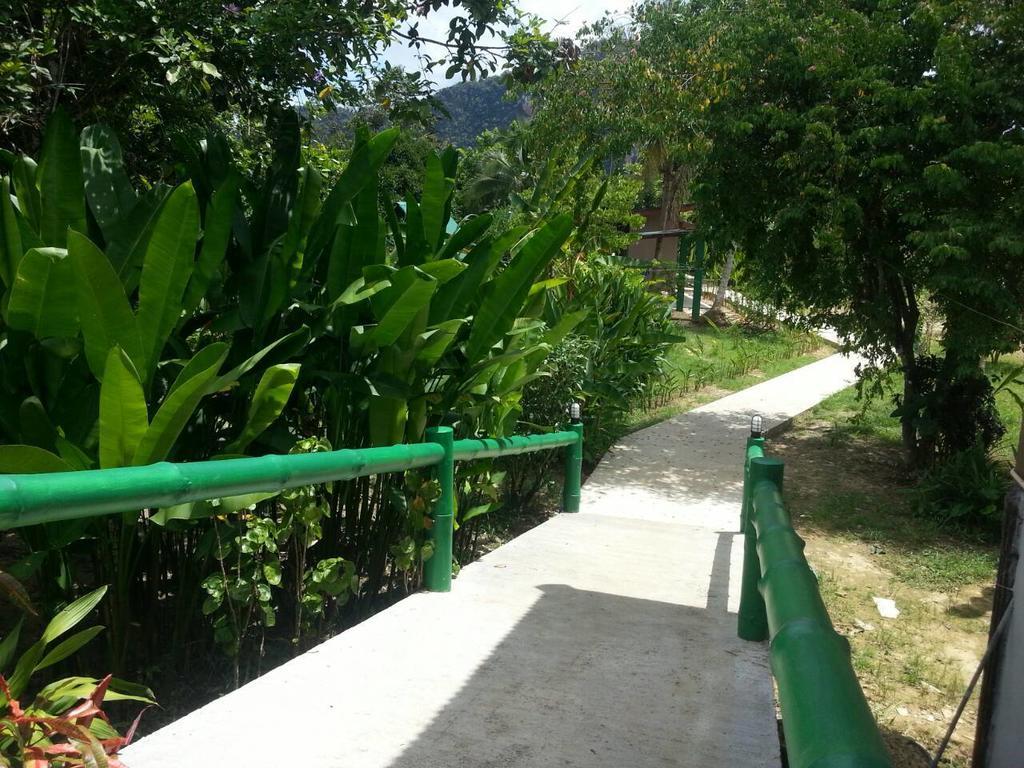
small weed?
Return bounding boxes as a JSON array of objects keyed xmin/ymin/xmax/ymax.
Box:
[{"xmin": 892, "ymin": 547, "xmax": 998, "ymax": 592}]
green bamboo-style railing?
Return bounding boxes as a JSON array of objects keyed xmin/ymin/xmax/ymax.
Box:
[
  {"xmin": 0, "ymin": 422, "xmax": 584, "ymax": 592},
  {"xmin": 737, "ymin": 427, "xmax": 892, "ymax": 768}
]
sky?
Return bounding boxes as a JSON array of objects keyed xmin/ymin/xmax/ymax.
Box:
[{"xmin": 382, "ymin": 0, "xmax": 634, "ymax": 85}]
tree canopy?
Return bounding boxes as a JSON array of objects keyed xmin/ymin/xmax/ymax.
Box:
[{"xmin": 691, "ymin": 0, "xmax": 1024, "ymax": 463}]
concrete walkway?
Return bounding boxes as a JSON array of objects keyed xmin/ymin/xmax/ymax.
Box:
[{"xmin": 124, "ymin": 352, "xmax": 860, "ymax": 768}]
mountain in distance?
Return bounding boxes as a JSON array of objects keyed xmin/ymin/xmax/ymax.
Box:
[
  {"xmin": 313, "ymin": 78, "xmax": 529, "ymax": 147},
  {"xmin": 433, "ymin": 78, "xmax": 531, "ymax": 147}
]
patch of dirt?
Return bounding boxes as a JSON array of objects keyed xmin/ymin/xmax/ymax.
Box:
[{"xmin": 770, "ymin": 420, "xmax": 995, "ymax": 768}]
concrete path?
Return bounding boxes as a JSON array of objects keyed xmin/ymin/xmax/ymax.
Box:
[{"xmin": 124, "ymin": 352, "xmax": 860, "ymax": 768}]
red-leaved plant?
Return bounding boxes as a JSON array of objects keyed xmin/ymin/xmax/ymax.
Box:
[{"xmin": 0, "ymin": 583, "xmax": 155, "ymax": 767}]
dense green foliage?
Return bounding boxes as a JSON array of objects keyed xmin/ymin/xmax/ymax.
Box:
[
  {"xmin": 693, "ymin": 0, "xmax": 1024, "ymax": 465},
  {"xmin": 0, "ymin": 109, "xmax": 608, "ymax": 695}
]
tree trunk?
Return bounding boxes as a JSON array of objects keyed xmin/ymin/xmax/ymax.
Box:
[
  {"xmin": 711, "ymin": 249, "xmax": 736, "ymax": 310},
  {"xmin": 652, "ymin": 164, "xmax": 682, "ymax": 263},
  {"xmin": 877, "ymin": 260, "xmax": 922, "ymax": 464}
]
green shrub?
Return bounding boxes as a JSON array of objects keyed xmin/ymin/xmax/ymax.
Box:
[
  {"xmin": 551, "ymin": 256, "xmax": 681, "ymax": 457},
  {"xmin": 912, "ymin": 444, "xmax": 1007, "ymax": 530}
]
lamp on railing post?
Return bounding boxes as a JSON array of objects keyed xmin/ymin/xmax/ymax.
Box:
[
  {"xmin": 563, "ymin": 402, "xmax": 584, "ymax": 514},
  {"xmin": 750, "ymin": 414, "xmax": 764, "ymax": 439}
]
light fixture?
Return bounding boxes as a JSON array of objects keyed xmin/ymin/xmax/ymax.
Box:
[
  {"xmin": 750, "ymin": 414, "xmax": 764, "ymax": 438},
  {"xmin": 569, "ymin": 401, "xmax": 582, "ymax": 422}
]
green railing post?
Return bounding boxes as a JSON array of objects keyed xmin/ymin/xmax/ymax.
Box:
[
  {"xmin": 423, "ymin": 426, "xmax": 454, "ymax": 592},
  {"xmin": 737, "ymin": 446, "xmax": 776, "ymax": 642},
  {"xmin": 691, "ymin": 236, "xmax": 705, "ymax": 322},
  {"xmin": 750, "ymin": 456, "xmax": 892, "ymax": 768},
  {"xmin": 562, "ymin": 420, "xmax": 584, "ymax": 513},
  {"xmin": 675, "ymin": 234, "xmax": 687, "ymax": 313}
]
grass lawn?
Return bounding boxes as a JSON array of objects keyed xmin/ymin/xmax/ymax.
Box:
[{"xmin": 767, "ymin": 358, "xmax": 1023, "ymax": 767}]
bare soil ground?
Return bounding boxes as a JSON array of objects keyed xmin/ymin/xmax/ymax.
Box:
[{"xmin": 770, "ymin": 417, "xmax": 996, "ymax": 768}]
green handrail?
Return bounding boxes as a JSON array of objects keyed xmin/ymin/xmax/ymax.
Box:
[
  {"xmin": 0, "ymin": 444, "xmax": 446, "ymax": 531},
  {"xmin": 452, "ymin": 431, "xmax": 579, "ymax": 460},
  {"xmin": 0, "ymin": 424, "xmax": 585, "ymax": 593},
  {"xmin": 737, "ymin": 443, "xmax": 891, "ymax": 768}
]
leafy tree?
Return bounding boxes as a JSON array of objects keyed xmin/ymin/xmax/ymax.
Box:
[
  {"xmin": 524, "ymin": 3, "xmax": 720, "ymax": 260},
  {"xmin": 695, "ymin": 0, "xmax": 1024, "ymax": 464},
  {"xmin": 0, "ymin": 1, "xmax": 563, "ymax": 173}
]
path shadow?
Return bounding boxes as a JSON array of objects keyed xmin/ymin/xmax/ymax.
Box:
[{"xmin": 387, "ymin": 534, "xmax": 774, "ymax": 767}]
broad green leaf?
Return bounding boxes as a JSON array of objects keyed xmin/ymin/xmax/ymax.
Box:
[
  {"xmin": 416, "ymin": 319, "xmax": 466, "ymax": 368},
  {"xmin": 401, "ymin": 196, "xmax": 428, "ymax": 266},
  {"xmin": 182, "ymin": 173, "xmax": 239, "ymax": 315},
  {"xmin": 35, "ymin": 625, "xmax": 105, "ymax": 671},
  {"xmin": 80, "ymin": 124, "xmax": 138, "ymax": 239},
  {"xmin": 542, "ymin": 309, "xmax": 589, "ymax": 347},
  {"xmin": 421, "ymin": 153, "xmax": 454, "ymax": 253},
  {"xmin": 38, "ymin": 107, "xmax": 86, "ymax": 247},
  {"xmin": 439, "ymin": 213, "xmax": 493, "ymax": 260},
  {"xmin": 211, "ymin": 327, "xmax": 310, "ymax": 392},
  {"xmin": 461, "ymin": 503, "xmax": 494, "ymax": 524},
  {"xmin": 69, "ymin": 230, "xmax": 143, "ymax": 379},
  {"xmin": 280, "ymin": 165, "xmax": 322, "ymax": 278},
  {"xmin": 430, "ymin": 225, "xmax": 530, "ymax": 324},
  {"xmin": 366, "ymin": 267, "xmax": 437, "ymax": 349},
  {"xmin": 528, "ymin": 277, "xmax": 570, "ymax": 295},
  {"xmin": 0, "ymin": 618, "xmax": 22, "ymax": 672},
  {"xmin": 325, "ymin": 224, "xmax": 355, "ymax": 301},
  {"xmin": 0, "ymin": 445, "xmax": 73, "ymax": 473},
  {"xmin": 239, "ymin": 236, "xmax": 288, "ymax": 336},
  {"xmin": 11, "ymin": 155, "xmax": 40, "ymax": 231},
  {"xmin": 136, "ymin": 181, "xmax": 200, "ymax": 377},
  {"xmin": 465, "ymin": 214, "xmax": 573, "ymax": 362},
  {"xmin": 328, "ymin": 277, "xmax": 391, "ymax": 312},
  {"xmin": 418, "ymin": 258, "xmax": 466, "ymax": 285},
  {"xmin": 6, "ymin": 246, "xmax": 79, "ymax": 338},
  {"xmin": 42, "ymin": 585, "xmax": 107, "ymax": 644},
  {"xmin": 104, "ymin": 184, "xmax": 173, "ymax": 282},
  {"xmin": 350, "ymin": 174, "xmax": 381, "ymax": 278},
  {"xmin": 226, "ymin": 363, "xmax": 300, "ymax": 453},
  {"xmin": 152, "ymin": 491, "xmax": 280, "ymax": 526},
  {"xmin": 132, "ymin": 343, "xmax": 228, "ymax": 465},
  {"xmin": 7, "ymin": 638, "xmax": 44, "ymax": 699},
  {"xmin": 308, "ymin": 128, "xmax": 399, "ymax": 264},
  {"xmin": 0, "ymin": 176, "xmax": 23, "ymax": 287},
  {"xmin": 19, "ymin": 396, "xmax": 56, "ymax": 452},
  {"xmin": 99, "ymin": 347, "xmax": 148, "ymax": 469},
  {"xmin": 369, "ymin": 395, "xmax": 408, "ymax": 447}
]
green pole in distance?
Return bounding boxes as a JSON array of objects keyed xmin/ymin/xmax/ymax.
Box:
[
  {"xmin": 738, "ymin": 448, "xmax": 775, "ymax": 642},
  {"xmin": 563, "ymin": 420, "xmax": 584, "ymax": 513},
  {"xmin": 691, "ymin": 236, "xmax": 705, "ymax": 322},
  {"xmin": 675, "ymin": 233, "xmax": 687, "ymax": 313},
  {"xmin": 424, "ymin": 426, "xmax": 455, "ymax": 592}
]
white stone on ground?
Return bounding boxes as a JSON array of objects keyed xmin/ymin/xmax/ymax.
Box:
[{"xmin": 124, "ymin": 352, "xmax": 859, "ymax": 768}]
